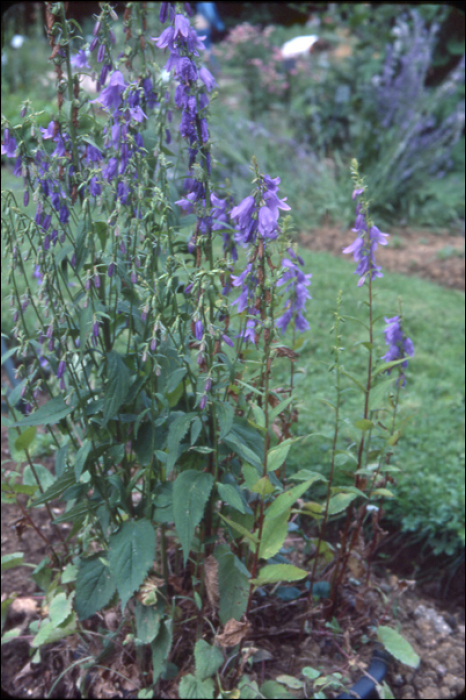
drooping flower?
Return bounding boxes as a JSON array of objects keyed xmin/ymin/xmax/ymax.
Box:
[
  {"xmin": 276, "ymin": 252, "xmax": 312, "ymax": 334},
  {"xmin": 343, "ymin": 193, "xmax": 389, "ymax": 286},
  {"xmin": 382, "ymin": 315, "xmax": 414, "ymax": 385}
]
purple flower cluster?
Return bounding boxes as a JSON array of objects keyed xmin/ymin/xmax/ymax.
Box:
[
  {"xmin": 276, "ymin": 249, "xmax": 312, "ymax": 334},
  {"xmin": 382, "ymin": 315, "xmax": 414, "ymax": 385},
  {"xmin": 343, "ymin": 188, "xmax": 389, "ymax": 286},
  {"xmin": 230, "ymin": 175, "xmax": 290, "ymax": 248}
]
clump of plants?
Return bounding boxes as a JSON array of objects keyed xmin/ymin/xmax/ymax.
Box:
[{"xmin": 1, "ymin": 3, "xmax": 420, "ymax": 698}]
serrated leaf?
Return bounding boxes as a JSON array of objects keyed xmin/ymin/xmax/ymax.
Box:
[
  {"xmin": 224, "ymin": 435, "xmax": 262, "ymax": 470},
  {"xmin": 194, "ymin": 638, "xmax": 223, "ymax": 681},
  {"xmin": 10, "ymin": 396, "xmax": 75, "ymax": 427},
  {"xmin": 49, "ymin": 592, "xmax": 73, "ymax": 627},
  {"xmin": 173, "ymin": 471, "xmax": 214, "ymax": 564},
  {"xmin": 179, "ymin": 674, "xmax": 214, "ymax": 700},
  {"xmin": 214, "ymin": 544, "xmax": 250, "ymax": 625},
  {"xmin": 265, "ymin": 479, "xmax": 315, "ymax": 520},
  {"xmin": 151, "ymin": 619, "xmax": 173, "ymax": 684},
  {"xmin": 14, "ymin": 426, "xmax": 36, "ymax": 452},
  {"xmin": 32, "ymin": 464, "xmax": 76, "ymax": 507},
  {"xmin": 75, "ymin": 553, "xmax": 116, "ymax": 620},
  {"xmin": 135, "ymin": 600, "xmax": 160, "ymax": 644},
  {"xmin": 217, "ymin": 482, "xmax": 247, "ymax": 514},
  {"xmin": 23, "ymin": 464, "xmax": 55, "ymax": 493},
  {"xmin": 108, "ymin": 519, "xmax": 156, "ymax": 613},
  {"xmin": 377, "ymin": 625, "xmax": 420, "ymax": 668},
  {"xmin": 103, "ymin": 352, "xmax": 130, "ymax": 426},
  {"xmin": 216, "ymin": 401, "xmax": 234, "ymax": 441},
  {"xmin": 266, "ymin": 439, "xmax": 295, "ymax": 472},
  {"xmin": 31, "ymin": 614, "xmax": 77, "ymax": 648},
  {"xmin": 165, "ymin": 367, "xmax": 187, "ymax": 394},
  {"xmin": 251, "ymin": 564, "xmax": 307, "ymax": 586},
  {"xmin": 167, "ymin": 412, "xmax": 195, "ymax": 474},
  {"xmin": 259, "ymin": 509, "xmax": 290, "ymax": 560},
  {"xmin": 372, "ymin": 488, "xmax": 395, "ymax": 498}
]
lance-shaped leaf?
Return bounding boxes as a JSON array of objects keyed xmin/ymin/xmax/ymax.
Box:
[
  {"xmin": 214, "ymin": 544, "xmax": 250, "ymax": 625},
  {"xmin": 173, "ymin": 470, "xmax": 214, "ymax": 564},
  {"xmin": 259, "ymin": 509, "xmax": 290, "ymax": 560},
  {"xmin": 108, "ymin": 519, "xmax": 156, "ymax": 613},
  {"xmin": 10, "ymin": 396, "xmax": 75, "ymax": 427},
  {"xmin": 265, "ymin": 479, "xmax": 315, "ymax": 520},
  {"xmin": 250, "ymin": 563, "xmax": 308, "ymax": 586},
  {"xmin": 377, "ymin": 625, "xmax": 420, "ymax": 668},
  {"xmin": 102, "ymin": 351, "xmax": 130, "ymax": 426}
]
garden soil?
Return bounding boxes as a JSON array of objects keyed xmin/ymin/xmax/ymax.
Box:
[{"xmin": 1, "ymin": 230, "xmax": 464, "ymax": 698}]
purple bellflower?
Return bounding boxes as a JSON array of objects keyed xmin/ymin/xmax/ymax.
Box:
[
  {"xmin": 343, "ymin": 192, "xmax": 389, "ymax": 286},
  {"xmin": 276, "ymin": 250, "xmax": 312, "ymax": 334},
  {"xmin": 382, "ymin": 315, "xmax": 414, "ymax": 386}
]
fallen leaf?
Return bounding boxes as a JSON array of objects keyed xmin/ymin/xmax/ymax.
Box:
[{"xmin": 215, "ymin": 618, "xmax": 250, "ymax": 648}]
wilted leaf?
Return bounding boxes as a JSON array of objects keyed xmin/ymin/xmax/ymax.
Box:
[{"xmin": 215, "ymin": 618, "xmax": 250, "ymax": 648}]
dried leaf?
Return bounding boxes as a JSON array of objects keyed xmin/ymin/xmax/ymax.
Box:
[
  {"xmin": 204, "ymin": 555, "xmax": 219, "ymax": 611},
  {"xmin": 215, "ymin": 618, "xmax": 250, "ymax": 648}
]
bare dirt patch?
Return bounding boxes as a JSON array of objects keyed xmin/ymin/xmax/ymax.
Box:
[{"xmin": 299, "ymin": 225, "xmax": 465, "ymax": 291}]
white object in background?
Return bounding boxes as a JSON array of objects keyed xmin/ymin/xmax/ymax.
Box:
[
  {"xmin": 11, "ymin": 34, "xmax": 25, "ymax": 49},
  {"xmin": 280, "ymin": 35, "xmax": 318, "ymax": 59}
]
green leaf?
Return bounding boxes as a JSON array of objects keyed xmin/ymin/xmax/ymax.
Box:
[
  {"xmin": 1, "ymin": 344, "xmax": 17, "ymax": 365},
  {"xmin": 10, "ymin": 396, "xmax": 75, "ymax": 427},
  {"xmin": 289, "ymin": 469, "xmax": 327, "ymax": 484},
  {"xmin": 377, "ymin": 625, "xmax": 420, "ymax": 668},
  {"xmin": 179, "ymin": 675, "xmax": 214, "ymax": 700},
  {"xmin": 173, "ymin": 470, "xmax": 214, "ymax": 564},
  {"xmin": 266, "ymin": 439, "xmax": 295, "ymax": 472},
  {"xmin": 23, "ymin": 464, "xmax": 55, "ymax": 493},
  {"xmin": 261, "ymin": 680, "xmax": 295, "ymax": 699},
  {"xmin": 218, "ymin": 513, "xmax": 259, "ymax": 546},
  {"xmin": 108, "ymin": 519, "xmax": 156, "ymax": 613},
  {"xmin": 373, "ymin": 357, "xmax": 412, "ymax": 377},
  {"xmin": 14, "ymin": 426, "xmax": 36, "ymax": 452},
  {"xmin": 32, "ymin": 464, "xmax": 76, "ymax": 507},
  {"xmin": 49, "ymin": 592, "xmax": 73, "ymax": 627},
  {"xmin": 75, "ymin": 553, "xmax": 116, "ymax": 620},
  {"xmin": 340, "ymin": 370, "xmax": 366, "ymax": 394},
  {"xmin": 224, "ymin": 436, "xmax": 262, "ymax": 470},
  {"xmin": 135, "ymin": 600, "xmax": 161, "ymax": 644},
  {"xmin": 217, "ymin": 482, "xmax": 248, "ymax": 514},
  {"xmin": 354, "ymin": 419, "xmax": 374, "ymax": 431},
  {"xmin": 214, "ymin": 544, "xmax": 250, "ymax": 625},
  {"xmin": 194, "ymin": 638, "xmax": 223, "ymax": 680},
  {"xmin": 265, "ymin": 480, "xmax": 315, "ymax": 520},
  {"xmin": 251, "ymin": 564, "xmax": 308, "ymax": 586},
  {"xmin": 259, "ymin": 509, "xmax": 290, "ymax": 560},
  {"xmin": 167, "ymin": 412, "xmax": 196, "ymax": 474},
  {"xmin": 1, "ymin": 552, "xmax": 24, "ymax": 571},
  {"xmin": 269, "ymin": 396, "xmax": 294, "ymax": 423},
  {"xmin": 215, "ymin": 401, "xmax": 234, "ymax": 441},
  {"xmin": 79, "ymin": 305, "xmax": 93, "ymax": 357},
  {"xmin": 74, "ymin": 439, "xmax": 91, "ymax": 480},
  {"xmin": 151, "ymin": 619, "xmax": 173, "ymax": 684},
  {"xmin": 369, "ymin": 377, "xmax": 394, "ymax": 410},
  {"xmin": 249, "ymin": 402, "xmax": 266, "ymax": 428},
  {"xmin": 165, "ymin": 367, "xmax": 187, "ymax": 395},
  {"xmin": 250, "ymin": 476, "xmax": 275, "ymax": 496},
  {"xmin": 102, "ymin": 352, "xmax": 130, "ymax": 426},
  {"xmin": 327, "ymin": 492, "xmax": 359, "ymax": 515},
  {"xmin": 31, "ymin": 614, "xmax": 77, "ymax": 647}
]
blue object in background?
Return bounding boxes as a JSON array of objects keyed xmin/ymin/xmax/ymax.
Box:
[{"xmin": 196, "ymin": 2, "xmax": 225, "ymax": 52}]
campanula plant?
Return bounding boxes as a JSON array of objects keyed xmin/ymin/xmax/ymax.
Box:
[{"xmin": 1, "ymin": 3, "xmax": 418, "ymax": 697}]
